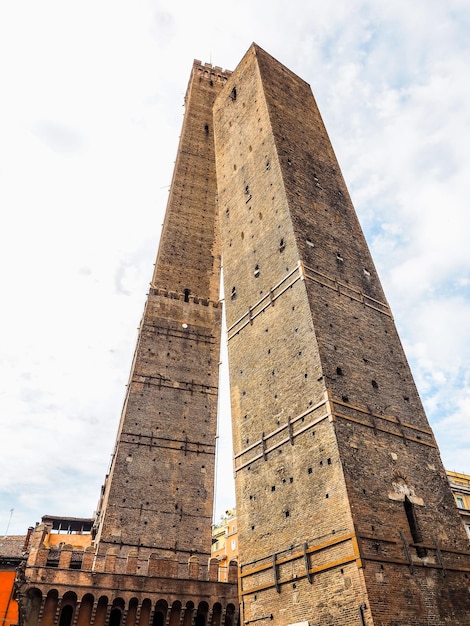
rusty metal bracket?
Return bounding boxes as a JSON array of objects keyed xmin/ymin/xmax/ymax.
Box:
[
  {"xmin": 272, "ymin": 553, "xmax": 280, "ymax": 593},
  {"xmin": 303, "ymin": 542, "xmax": 313, "ymax": 584},
  {"xmin": 434, "ymin": 536, "xmax": 446, "ymax": 577},
  {"xmin": 399, "ymin": 531, "xmax": 414, "ymax": 574},
  {"xmin": 287, "ymin": 416, "xmax": 294, "ymax": 445}
]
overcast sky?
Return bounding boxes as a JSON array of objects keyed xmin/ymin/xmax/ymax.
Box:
[{"xmin": 0, "ymin": 1, "xmax": 469, "ymax": 536}]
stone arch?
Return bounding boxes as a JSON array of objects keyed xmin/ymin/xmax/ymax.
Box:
[
  {"xmin": 126, "ymin": 598, "xmax": 139, "ymax": 626},
  {"xmin": 109, "ymin": 597, "xmax": 126, "ymax": 626},
  {"xmin": 112, "ymin": 598, "xmax": 126, "ymax": 610},
  {"xmin": 24, "ymin": 588, "xmax": 42, "ymax": 626},
  {"xmin": 224, "ymin": 604, "xmax": 235, "ymax": 626},
  {"xmin": 188, "ymin": 554, "xmax": 199, "ymax": 579},
  {"xmin": 76, "ymin": 593, "xmax": 94, "ymax": 626},
  {"xmin": 169, "ymin": 601, "xmax": 182, "ymax": 626},
  {"xmin": 182, "ymin": 601, "xmax": 194, "ymax": 626},
  {"xmin": 208, "ymin": 557, "xmax": 219, "ymax": 581},
  {"xmin": 195, "ymin": 602, "xmax": 209, "ymax": 626},
  {"xmin": 62, "ymin": 591, "xmax": 78, "ymax": 603},
  {"xmin": 58, "ymin": 605, "xmax": 74, "ymax": 626},
  {"xmin": 227, "ymin": 559, "xmax": 238, "ymax": 584},
  {"xmin": 41, "ymin": 589, "xmax": 59, "ymax": 626},
  {"xmin": 211, "ymin": 603, "xmax": 222, "ymax": 626},
  {"xmin": 140, "ymin": 599, "xmax": 152, "ymax": 626},
  {"xmin": 109, "ymin": 608, "xmax": 122, "ymax": 626},
  {"xmin": 105, "ymin": 547, "xmax": 119, "ymax": 573},
  {"xmin": 60, "ymin": 589, "xmax": 78, "ymax": 626},
  {"xmin": 126, "ymin": 549, "xmax": 139, "ymax": 574},
  {"xmin": 94, "ymin": 596, "xmax": 109, "ymax": 626},
  {"xmin": 153, "ymin": 600, "xmax": 168, "ymax": 626}
]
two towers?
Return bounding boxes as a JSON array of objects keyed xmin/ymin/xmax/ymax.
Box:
[{"xmin": 16, "ymin": 44, "xmax": 470, "ymax": 626}]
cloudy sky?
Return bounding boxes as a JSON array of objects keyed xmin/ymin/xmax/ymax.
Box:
[{"xmin": 1, "ymin": 1, "xmax": 469, "ymax": 536}]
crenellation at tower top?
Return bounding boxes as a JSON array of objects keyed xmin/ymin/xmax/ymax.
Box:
[{"xmin": 191, "ymin": 60, "xmax": 232, "ymax": 86}]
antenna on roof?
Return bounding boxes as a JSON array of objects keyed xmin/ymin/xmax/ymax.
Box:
[{"xmin": 2, "ymin": 508, "xmax": 14, "ymax": 539}]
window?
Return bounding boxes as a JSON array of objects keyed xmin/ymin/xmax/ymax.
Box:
[
  {"xmin": 456, "ymin": 497, "xmax": 464, "ymax": 509},
  {"xmin": 231, "ymin": 539, "xmax": 236, "ymax": 551},
  {"xmin": 466, "ymin": 525, "xmax": 470, "ymax": 539},
  {"xmin": 404, "ymin": 496, "xmax": 427, "ymax": 557}
]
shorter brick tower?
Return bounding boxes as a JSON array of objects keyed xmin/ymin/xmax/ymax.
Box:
[{"xmin": 15, "ymin": 60, "xmax": 238, "ymax": 626}]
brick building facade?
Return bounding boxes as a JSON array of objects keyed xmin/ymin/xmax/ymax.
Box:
[
  {"xmin": 0, "ymin": 534, "xmax": 31, "ymax": 626},
  {"xmin": 448, "ymin": 471, "xmax": 470, "ymax": 540}
]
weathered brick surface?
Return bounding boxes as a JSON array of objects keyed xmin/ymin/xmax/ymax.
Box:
[{"xmin": 214, "ymin": 44, "xmax": 470, "ymax": 625}]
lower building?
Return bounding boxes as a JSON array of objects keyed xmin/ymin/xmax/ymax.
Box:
[
  {"xmin": 0, "ymin": 533, "xmax": 31, "ymax": 626},
  {"xmin": 448, "ymin": 471, "xmax": 470, "ymax": 540},
  {"xmin": 15, "ymin": 515, "xmax": 237, "ymax": 626},
  {"xmin": 211, "ymin": 511, "xmax": 238, "ymax": 582}
]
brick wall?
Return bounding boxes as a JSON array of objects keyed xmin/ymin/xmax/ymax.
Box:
[{"xmin": 214, "ymin": 44, "xmax": 470, "ymax": 625}]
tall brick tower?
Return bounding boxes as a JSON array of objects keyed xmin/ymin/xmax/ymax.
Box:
[
  {"xmin": 214, "ymin": 45, "xmax": 470, "ymax": 625},
  {"xmin": 15, "ymin": 61, "xmax": 238, "ymax": 626}
]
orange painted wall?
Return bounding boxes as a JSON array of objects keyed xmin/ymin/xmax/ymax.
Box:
[{"xmin": 0, "ymin": 571, "xmax": 18, "ymax": 626}]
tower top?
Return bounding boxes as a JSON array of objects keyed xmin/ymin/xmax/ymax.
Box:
[{"xmin": 191, "ymin": 59, "xmax": 232, "ymax": 83}]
